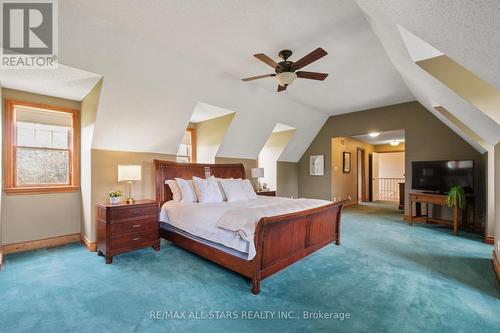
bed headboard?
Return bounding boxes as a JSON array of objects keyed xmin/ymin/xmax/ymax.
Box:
[{"xmin": 154, "ymin": 160, "xmax": 245, "ymax": 206}]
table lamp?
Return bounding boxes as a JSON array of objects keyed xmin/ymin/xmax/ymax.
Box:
[
  {"xmin": 251, "ymin": 167, "xmax": 264, "ymax": 191},
  {"xmin": 118, "ymin": 165, "xmax": 141, "ymax": 204}
]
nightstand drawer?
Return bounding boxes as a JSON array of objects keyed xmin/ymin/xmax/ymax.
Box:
[
  {"xmin": 97, "ymin": 199, "xmax": 160, "ymax": 264},
  {"xmin": 110, "ymin": 205, "xmax": 157, "ymax": 221},
  {"xmin": 109, "ymin": 230, "xmax": 158, "ymax": 251},
  {"xmin": 110, "ymin": 218, "xmax": 158, "ymax": 238}
]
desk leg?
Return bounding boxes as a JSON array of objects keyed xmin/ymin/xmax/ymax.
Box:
[
  {"xmin": 453, "ymin": 206, "xmax": 459, "ymax": 236},
  {"xmin": 471, "ymin": 200, "xmax": 475, "ymax": 232},
  {"xmin": 409, "ymin": 200, "xmax": 413, "ymax": 226},
  {"xmin": 462, "ymin": 204, "xmax": 468, "ymax": 231},
  {"xmin": 426, "ymin": 202, "xmax": 429, "ymax": 224}
]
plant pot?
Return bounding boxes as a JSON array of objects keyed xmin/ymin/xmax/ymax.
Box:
[{"xmin": 109, "ymin": 197, "xmax": 120, "ymax": 204}]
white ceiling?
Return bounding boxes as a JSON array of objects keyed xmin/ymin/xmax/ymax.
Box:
[
  {"xmin": 190, "ymin": 102, "xmax": 235, "ymax": 123},
  {"xmin": 352, "ymin": 129, "xmax": 405, "ymax": 145},
  {"xmin": 273, "ymin": 123, "xmax": 296, "ymax": 133},
  {"xmin": 60, "ymin": 0, "xmax": 413, "ymax": 115},
  {"xmin": 357, "ymin": 0, "xmax": 500, "ymax": 90},
  {"xmin": 0, "ymin": 64, "xmax": 101, "ymax": 101},
  {"xmin": 397, "ymin": 26, "xmax": 443, "ymax": 63},
  {"xmin": 54, "ymin": 0, "xmax": 418, "ymax": 161},
  {"xmin": 2, "ymin": 1, "xmax": 498, "ymax": 161},
  {"xmin": 356, "ymin": 0, "xmax": 500, "ymax": 150}
]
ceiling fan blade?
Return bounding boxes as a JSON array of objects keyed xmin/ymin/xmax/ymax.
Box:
[
  {"xmin": 293, "ymin": 47, "xmax": 328, "ymax": 70},
  {"xmin": 296, "ymin": 71, "xmax": 328, "ymax": 81},
  {"xmin": 277, "ymin": 84, "xmax": 287, "ymax": 92},
  {"xmin": 241, "ymin": 74, "xmax": 276, "ymax": 82},
  {"xmin": 254, "ymin": 53, "xmax": 281, "ymax": 69}
]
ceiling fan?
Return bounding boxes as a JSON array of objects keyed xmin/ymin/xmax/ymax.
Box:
[{"xmin": 242, "ymin": 47, "xmax": 328, "ymax": 92}]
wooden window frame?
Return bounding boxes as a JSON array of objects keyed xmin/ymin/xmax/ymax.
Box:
[
  {"xmin": 188, "ymin": 127, "xmax": 196, "ymax": 163},
  {"xmin": 4, "ymin": 99, "xmax": 80, "ymax": 195},
  {"xmin": 176, "ymin": 128, "xmax": 196, "ymax": 163}
]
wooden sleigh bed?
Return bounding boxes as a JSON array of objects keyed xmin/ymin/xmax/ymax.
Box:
[{"xmin": 154, "ymin": 160, "xmax": 344, "ymax": 294}]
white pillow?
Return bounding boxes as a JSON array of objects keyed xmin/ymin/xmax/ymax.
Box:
[
  {"xmin": 242, "ymin": 179, "xmax": 257, "ymax": 200},
  {"xmin": 175, "ymin": 178, "xmax": 198, "ymax": 203},
  {"xmin": 219, "ymin": 178, "xmax": 256, "ymax": 202},
  {"xmin": 214, "ymin": 177, "xmax": 231, "ymax": 201},
  {"xmin": 166, "ymin": 179, "xmax": 182, "ymax": 202},
  {"xmin": 192, "ymin": 176, "xmax": 224, "ymax": 203}
]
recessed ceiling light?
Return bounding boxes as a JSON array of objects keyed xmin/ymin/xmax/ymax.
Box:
[
  {"xmin": 368, "ymin": 132, "xmax": 380, "ymax": 137},
  {"xmin": 390, "ymin": 140, "xmax": 400, "ymax": 146}
]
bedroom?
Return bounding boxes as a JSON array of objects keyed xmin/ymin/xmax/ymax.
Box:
[{"xmin": 0, "ymin": 1, "xmax": 499, "ymax": 333}]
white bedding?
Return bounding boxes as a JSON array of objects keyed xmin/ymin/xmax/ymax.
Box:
[{"xmin": 160, "ymin": 196, "xmax": 331, "ymax": 260}]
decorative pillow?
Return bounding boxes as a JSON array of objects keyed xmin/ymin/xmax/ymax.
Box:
[
  {"xmin": 242, "ymin": 179, "xmax": 257, "ymax": 200},
  {"xmin": 215, "ymin": 177, "xmax": 232, "ymax": 201},
  {"xmin": 192, "ymin": 176, "xmax": 224, "ymax": 203},
  {"xmin": 165, "ymin": 179, "xmax": 182, "ymax": 202},
  {"xmin": 219, "ymin": 179, "xmax": 248, "ymax": 202},
  {"xmin": 175, "ymin": 178, "xmax": 198, "ymax": 203}
]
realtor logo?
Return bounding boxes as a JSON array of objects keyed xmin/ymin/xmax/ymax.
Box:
[{"xmin": 1, "ymin": 0, "xmax": 58, "ymax": 68}]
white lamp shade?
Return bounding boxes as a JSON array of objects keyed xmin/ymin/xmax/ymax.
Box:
[
  {"xmin": 251, "ymin": 167, "xmax": 264, "ymax": 178},
  {"xmin": 276, "ymin": 72, "xmax": 297, "ymax": 86},
  {"xmin": 118, "ymin": 165, "xmax": 142, "ymax": 181}
]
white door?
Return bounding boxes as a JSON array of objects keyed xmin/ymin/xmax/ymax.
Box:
[{"xmin": 372, "ymin": 152, "xmax": 379, "ymax": 201}]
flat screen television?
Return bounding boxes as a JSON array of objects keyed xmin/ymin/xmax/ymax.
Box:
[{"xmin": 411, "ymin": 160, "xmax": 474, "ymax": 194}]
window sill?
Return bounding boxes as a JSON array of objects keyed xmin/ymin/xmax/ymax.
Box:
[{"xmin": 4, "ymin": 186, "xmax": 80, "ymax": 195}]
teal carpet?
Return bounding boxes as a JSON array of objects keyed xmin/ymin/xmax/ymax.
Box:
[{"xmin": 1, "ymin": 205, "xmax": 499, "ymax": 333}]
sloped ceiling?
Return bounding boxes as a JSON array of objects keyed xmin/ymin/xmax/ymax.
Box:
[
  {"xmin": 2, "ymin": 1, "xmax": 497, "ymax": 161},
  {"xmin": 0, "ymin": 64, "xmax": 101, "ymax": 101},
  {"xmin": 54, "ymin": 0, "xmax": 414, "ymax": 161},
  {"xmin": 355, "ymin": 0, "xmax": 500, "ymax": 149}
]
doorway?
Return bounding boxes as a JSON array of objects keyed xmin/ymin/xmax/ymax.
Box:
[
  {"xmin": 357, "ymin": 147, "xmax": 366, "ymax": 203},
  {"xmin": 374, "ymin": 151, "xmax": 405, "ymax": 202},
  {"xmin": 349, "ymin": 129, "xmax": 405, "ymax": 210}
]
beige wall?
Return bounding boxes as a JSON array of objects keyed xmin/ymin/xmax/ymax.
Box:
[
  {"xmin": 2, "ymin": 193, "xmax": 82, "ymax": 244},
  {"xmin": 298, "ymin": 102, "xmax": 486, "ymax": 228},
  {"xmin": 80, "ymin": 80, "xmax": 103, "ymax": 243},
  {"xmin": 195, "ymin": 114, "xmax": 235, "ymax": 164},
  {"xmin": 258, "ymin": 129, "xmax": 295, "ymax": 190},
  {"xmin": 90, "ymin": 149, "xmax": 176, "ymax": 241},
  {"xmin": 1, "ymin": 89, "xmax": 81, "ymax": 245},
  {"xmin": 89, "ymin": 152, "xmax": 260, "ymax": 242},
  {"xmin": 277, "ymin": 161, "xmax": 299, "ymax": 198},
  {"xmin": 331, "ymin": 137, "xmax": 374, "ymax": 205}
]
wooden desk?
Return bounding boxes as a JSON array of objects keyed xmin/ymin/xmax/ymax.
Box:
[{"xmin": 408, "ymin": 192, "xmax": 474, "ymax": 236}]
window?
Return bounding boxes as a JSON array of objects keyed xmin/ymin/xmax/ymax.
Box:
[
  {"xmin": 4, "ymin": 100, "xmax": 79, "ymax": 194},
  {"xmin": 176, "ymin": 128, "xmax": 196, "ymax": 163}
]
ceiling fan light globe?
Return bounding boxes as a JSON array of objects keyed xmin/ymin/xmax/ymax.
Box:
[{"xmin": 276, "ymin": 72, "xmax": 297, "ymax": 86}]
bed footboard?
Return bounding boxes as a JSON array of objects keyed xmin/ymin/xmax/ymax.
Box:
[{"xmin": 251, "ymin": 201, "xmax": 343, "ymax": 294}]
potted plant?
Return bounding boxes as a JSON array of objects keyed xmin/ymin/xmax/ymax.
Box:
[
  {"xmin": 446, "ymin": 186, "xmax": 465, "ymax": 208},
  {"xmin": 108, "ymin": 190, "xmax": 122, "ymax": 204}
]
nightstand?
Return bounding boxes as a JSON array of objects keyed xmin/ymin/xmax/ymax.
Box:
[
  {"xmin": 96, "ymin": 200, "xmax": 159, "ymax": 264},
  {"xmin": 256, "ymin": 190, "xmax": 276, "ymax": 197}
]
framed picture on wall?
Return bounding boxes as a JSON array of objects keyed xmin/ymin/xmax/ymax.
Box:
[
  {"xmin": 309, "ymin": 155, "xmax": 324, "ymax": 176},
  {"xmin": 343, "ymin": 152, "xmax": 351, "ymax": 173}
]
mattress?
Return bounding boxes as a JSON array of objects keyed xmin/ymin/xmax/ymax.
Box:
[
  {"xmin": 160, "ymin": 222, "xmax": 248, "ymax": 260},
  {"xmin": 159, "ymin": 196, "xmax": 331, "ymax": 260}
]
